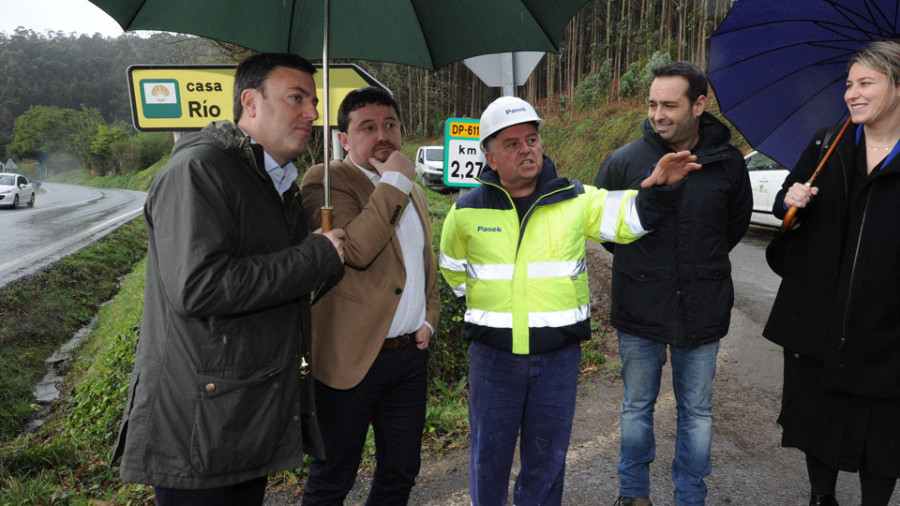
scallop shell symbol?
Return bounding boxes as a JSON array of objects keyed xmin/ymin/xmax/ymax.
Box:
[{"xmin": 151, "ymin": 84, "xmax": 170, "ymax": 102}]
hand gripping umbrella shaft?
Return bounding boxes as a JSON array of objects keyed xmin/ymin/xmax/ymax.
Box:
[{"xmin": 781, "ymin": 118, "xmax": 852, "ymax": 232}]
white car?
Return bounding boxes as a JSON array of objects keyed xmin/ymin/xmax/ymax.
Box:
[
  {"xmin": 415, "ymin": 145, "xmax": 445, "ymax": 189},
  {"xmin": 745, "ymin": 151, "xmax": 789, "ymax": 227},
  {"xmin": 0, "ymin": 173, "xmax": 35, "ymax": 209}
]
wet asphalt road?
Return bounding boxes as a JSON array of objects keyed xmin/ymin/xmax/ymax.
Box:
[{"xmin": 0, "ymin": 182, "xmax": 146, "ymax": 287}]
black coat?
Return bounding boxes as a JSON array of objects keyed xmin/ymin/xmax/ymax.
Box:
[
  {"xmin": 763, "ymin": 124, "xmax": 900, "ymax": 398},
  {"xmin": 114, "ymin": 121, "xmax": 341, "ymax": 488},
  {"xmin": 594, "ymin": 113, "xmax": 752, "ymax": 347}
]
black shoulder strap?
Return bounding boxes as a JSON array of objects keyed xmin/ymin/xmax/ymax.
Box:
[{"xmin": 819, "ymin": 124, "xmax": 839, "ymax": 160}]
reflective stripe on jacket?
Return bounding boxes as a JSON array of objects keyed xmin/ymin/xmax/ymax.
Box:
[{"xmin": 440, "ymin": 157, "xmax": 645, "ymax": 355}]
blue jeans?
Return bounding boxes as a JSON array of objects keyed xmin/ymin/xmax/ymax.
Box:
[
  {"xmin": 302, "ymin": 344, "xmax": 428, "ymax": 506},
  {"xmin": 617, "ymin": 332, "xmax": 719, "ymax": 506},
  {"xmin": 467, "ymin": 341, "xmax": 581, "ymax": 506}
]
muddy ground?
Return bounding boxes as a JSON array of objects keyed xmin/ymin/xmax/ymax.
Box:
[{"xmin": 266, "ymin": 244, "xmax": 890, "ymax": 505}]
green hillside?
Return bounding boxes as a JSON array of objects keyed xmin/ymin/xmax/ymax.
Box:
[{"xmin": 0, "ymin": 97, "xmax": 749, "ymax": 504}]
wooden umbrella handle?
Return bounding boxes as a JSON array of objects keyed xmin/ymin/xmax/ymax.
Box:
[
  {"xmin": 780, "ymin": 117, "xmax": 852, "ymax": 232},
  {"xmin": 321, "ymin": 207, "xmax": 334, "ymax": 232},
  {"xmin": 780, "ymin": 186, "xmax": 806, "ymax": 231}
]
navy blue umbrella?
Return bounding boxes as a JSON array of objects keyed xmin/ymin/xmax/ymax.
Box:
[{"xmin": 708, "ymin": 0, "xmax": 900, "ymax": 171}]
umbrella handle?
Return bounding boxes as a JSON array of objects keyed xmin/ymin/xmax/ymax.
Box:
[
  {"xmin": 321, "ymin": 207, "xmax": 333, "ymax": 232},
  {"xmin": 779, "ymin": 117, "xmax": 852, "ymax": 232},
  {"xmin": 780, "ymin": 185, "xmax": 806, "ymax": 231}
]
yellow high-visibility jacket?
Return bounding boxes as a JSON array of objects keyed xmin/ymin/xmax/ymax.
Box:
[{"xmin": 440, "ymin": 157, "xmax": 672, "ymax": 355}]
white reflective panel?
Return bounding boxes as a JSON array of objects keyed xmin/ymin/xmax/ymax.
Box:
[
  {"xmin": 439, "ymin": 252, "xmax": 468, "ymax": 272},
  {"xmin": 451, "ymin": 283, "xmax": 467, "ymax": 298},
  {"xmin": 622, "ymin": 195, "xmax": 645, "ymax": 234},
  {"xmin": 467, "ymin": 263, "xmax": 515, "ymax": 281},
  {"xmin": 528, "ymin": 305, "xmax": 590, "ymax": 327},
  {"xmin": 599, "ymin": 191, "xmax": 645, "ymax": 242},
  {"xmin": 466, "ymin": 308, "xmax": 513, "ymax": 328},
  {"xmin": 528, "ymin": 259, "xmax": 586, "ymax": 279}
]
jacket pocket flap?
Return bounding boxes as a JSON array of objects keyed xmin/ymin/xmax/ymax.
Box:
[
  {"xmin": 619, "ymin": 263, "xmax": 670, "ymax": 282},
  {"xmin": 696, "ymin": 262, "xmax": 730, "ymax": 279},
  {"xmin": 196, "ymin": 365, "xmax": 283, "ymax": 398}
]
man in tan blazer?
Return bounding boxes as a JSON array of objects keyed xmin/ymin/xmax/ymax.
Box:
[{"xmin": 300, "ymin": 86, "xmax": 439, "ymax": 505}]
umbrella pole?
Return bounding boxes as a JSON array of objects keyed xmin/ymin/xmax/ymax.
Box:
[
  {"xmin": 320, "ymin": 0, "xmax": 333, "ymax": 232},
  {"xmin": 780, "ymin": 117, "xmax": 852, "ymax": 232}
]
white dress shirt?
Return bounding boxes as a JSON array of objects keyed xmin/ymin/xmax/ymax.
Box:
[{"xmin": 348, "ymin": 156, "xmax": 433, "ymax": 338}]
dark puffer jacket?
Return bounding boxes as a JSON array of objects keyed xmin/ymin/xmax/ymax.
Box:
[
  {"xmin": 113, "ymin": 121, "xmax": 341, "ymax": 488},
  {"xmin": 594, "ymin": 113, "xmax": 752, "ymax": 347}
]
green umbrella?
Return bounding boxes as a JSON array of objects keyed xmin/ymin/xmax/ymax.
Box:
[
  {"xmin": 88, "ymin": 0, "xmax": 591, "ymax": 227},
  {"xmin": 88, "ymin": 0, "xmax": 587, "ymax": 70}
]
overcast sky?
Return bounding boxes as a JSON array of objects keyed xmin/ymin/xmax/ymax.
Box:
[{"xmin": 1, "ymin": 0, "xmax": 124, "ymax": 37}]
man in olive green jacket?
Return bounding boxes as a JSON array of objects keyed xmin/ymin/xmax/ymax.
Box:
[{"xmin": 112, "ymin": 53, "xmax": 344, "ymax": 505}]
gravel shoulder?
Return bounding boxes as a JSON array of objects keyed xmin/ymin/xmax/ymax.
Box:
[{"xmin": 267, "ymin": 243, "xmax": 876, "ymax": 506}]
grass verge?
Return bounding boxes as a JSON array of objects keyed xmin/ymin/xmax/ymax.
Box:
[
  {"xmin": 0, "ymin": 128, "xmax": 628, "ymax": 502},
  {"xmin": 0, "ymin": 219, "xmax": 149, "ymax": 505},
  {"xmin": 0, "ymin": 176, "xmax": 473, "ymax": 504},
  {"xmin": 0, "ymin": 219, "xmax": 148, "ymax": 442}
]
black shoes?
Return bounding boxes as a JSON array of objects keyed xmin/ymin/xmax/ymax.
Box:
[
  {"xmin": 613, "ymin": 497, "xmax": 653, "ymax": 506},
  {"xmin": 809, "ymin": 494, "xmax": 839, "ymax": 506}
]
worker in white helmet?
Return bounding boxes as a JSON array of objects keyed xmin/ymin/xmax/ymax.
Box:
[{"xmin": 439, "ymin": 96, "xmax": 699, "ymax": 506}]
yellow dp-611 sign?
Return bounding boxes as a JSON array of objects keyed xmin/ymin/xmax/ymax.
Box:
[{"xmin": 129, "ymin": 65, "xmax": 235, "ymax": 131}]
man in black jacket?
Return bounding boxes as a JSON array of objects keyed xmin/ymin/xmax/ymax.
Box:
[{"xmin": 595, "ymin": 62, "xmax": 752, "ymax": 506}]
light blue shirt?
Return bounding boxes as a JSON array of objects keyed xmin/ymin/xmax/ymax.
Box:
[
  {"xmin": 262, "ymin": 151, "xmax": 298, "ymax": 196},
  {"xmin": 242, "ymin": 129, "xmax": 298, "ymax": 195}
]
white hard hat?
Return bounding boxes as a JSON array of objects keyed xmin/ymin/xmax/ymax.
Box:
[{"xmin": 479, "ymin": 96, "xmax": 543, "ymax": 152}]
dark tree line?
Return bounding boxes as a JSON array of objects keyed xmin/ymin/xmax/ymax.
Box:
[
  {"xmin": 352, "ymin": 0, "xmax": 732, "ymax": 138},
  {"xmin": 0, "ymin": 29, "xmax": 232, "ymax": 160},
  {"xmin": 1, "ymin": 0, "xmax": 732, "ymax": 162}
]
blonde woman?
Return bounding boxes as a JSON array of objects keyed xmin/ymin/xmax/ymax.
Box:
[{"xmin": 764, "ymin": 40, "xmax": 900, "ymax": 506}]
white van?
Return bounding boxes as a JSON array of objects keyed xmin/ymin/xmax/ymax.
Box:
[{"xmin": 414, "ymin": 145, "xmax": 445, "ymax": 189}]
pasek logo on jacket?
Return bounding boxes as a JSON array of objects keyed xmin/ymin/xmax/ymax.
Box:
[{"xmin": 477, "ymin": 226, "xmax": 501, "ymax": 232}]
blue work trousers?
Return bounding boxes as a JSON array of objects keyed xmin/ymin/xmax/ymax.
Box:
[
  {"xmin": 467, "ymin": 340, "xmax": 581, "ymax": 506},
  {"xmin": 617, "ymin": 331, "xmax": 719, "ymax": 506}
]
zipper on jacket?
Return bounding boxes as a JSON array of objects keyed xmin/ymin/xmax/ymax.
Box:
[
  {"xmin": 242, "ymin": 143, "xmax": 312, "ymax": 377},
  {"xmin": 839, "ymin": 190, "xmax": 872, "ymax": 352},
  {"xmin": 476, "ymin": 176, "xmax": 577, "ymax": 255},
  {"xmin": 838, "ymin": 150, "xmax": 849, "ymax": 201},
  {"xmin": 244, "ymin": 144, "xmax": 294, "ymax": 230},
  {"xmin": 515, "ymin": 184, "xmax": 575, "ymax": 254},
  {"xmin": 478, "ymin": 181, "xmax": 526, "ymax": 255}
]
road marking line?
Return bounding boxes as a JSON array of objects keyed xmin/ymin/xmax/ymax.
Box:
[
  {"xmin": 0, "ymin": 208, "xmax": 143, "ymax": 274},
  {"xmin": 0, "ymin": 197, "xmax": 104, "ymax": 218}
]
